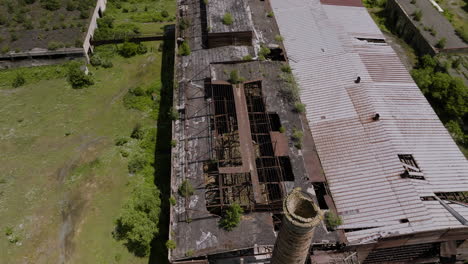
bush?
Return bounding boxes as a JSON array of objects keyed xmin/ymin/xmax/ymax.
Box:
[
  {"xmin": 229, "ymin": 70, "xmax": 244, "ymax": 84},
  {"xmin": 267, "ymin": 11, "xmax": 274, "ymax": 18},
  {"xmin": 48, "ymin": 41, "xmax": 63, "ymax": 51},
  {"xmin": 169, "ymin": 196, "xmax": 177, "ymax": 206},
  {"xmin": 222, "ymin": 13, "xmax": 233, "ymax": 25},
  {"xmin": 67, "ymin": 62, "xmax": 93, "ymax": 89},
  {"xmin": 294, "ymin": 102, "xmax": 306, "ymax": 113},
  {"xmin": 178, "ymin": 180, "xmax": 194, "ymax": 197},
  {"xmin": 161, "ymin": 10, "xmax": 169, "ymax": 18},
  {"xmin": 279, "ymin": 73, "xmax": 300, "ymax": 102},
  {"xmin": 119, "ymin": 42, "xmax": 138, "ymax": 58},
  {"xmin": 115, "ymin": 137, "xmax": 129, "ymax": 146},
  {"xmin": 435, "ymin": 38, "xmax": 446, "ymax": 49},
  {"xmin": 281, "ymin": 65, "xmax": 291, "ymax": 73},
  {"xmin": 4, "ymin": 226, "xmax": 13, "ymax": 236},
  {"xmin": 171, "ymin": 140, "xmax": 177, "ymax": 147},
  {"xmin": 178, "ymin": 42, "xmax": 191, "ymax": 56},
  {"xmin": 455, "ymin": 26, "xmax": 468, "ymax": 43},
  {"xmin": 90, "ymin": 55, "xmax": 103, "ymax": 66},
  {"xmin": 275, "ymin": 35, "xmax": 283, "ymax": 42},
  {"xmin": 166, "ymin": 240, "xmax": 176, "ymax": 249},
  {"xmin": 242, "ymin": 55, "xmax": 253, "ymax": 61},
  {"xmin": 169, "ymin": 107, "xmax": 179, "ymax": 120},
  {"xmin": 412, "ymin": 10, "xmax": 422, "ymax": 21},
  {"xmin": 292, "ymin": 128, "xmax": 303, "ymax": 149},
  {"xmin": 279, "ymin": 126, "xmax": 285, "ymax": 133},
  {"xmin": 179, "ymin": 19, "xmax": 190, "ymax": 30},
  {"xmin": 102, "ymin": 59, "xmax": 113, "ymax": 68},
  {"xmin": 128, "ymin": 155, "xmax": 149, "ymax": 174},
  {"xmin": 12, "ymin": 73, "xmax": 26, "ymax": 88},
  {"xmin": 131, "ymin": 123, "xmax": 145, "ymax": 139},
  {"xmin": 219, "ymin": 203, "xmax": 243, "ymax": 231},
  {"xmin": 325, "ymin": 211, "xmax": 343, "ymax": 230},
  {"xmin": 259, "ymin": 45, "xmax": 271, "ymax": 58},
  {"xmin": 66, "ymin": 0, "xmax": 77, "ymax": 11},
  {"xmin": 41, "ymin": 0, "xmax": 61, "ymax": 11},
  {"xmin": 114, "ymin": 182, "xmax": 161, "ymax": 257}
]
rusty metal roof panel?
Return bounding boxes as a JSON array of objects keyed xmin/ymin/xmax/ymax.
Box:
[{"xmin": 271, "ymin": 0, "xmax": 468, "ymax": 244}]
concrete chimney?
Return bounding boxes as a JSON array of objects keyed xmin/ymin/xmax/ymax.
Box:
[{"xmin": 271, "ymin": 188, "xmax": 323, "ymax": 264}]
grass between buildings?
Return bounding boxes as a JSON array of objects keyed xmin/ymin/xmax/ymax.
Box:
[{"xmin": 0, "ymin": 37, "xmax": 172, "ymax": 263}]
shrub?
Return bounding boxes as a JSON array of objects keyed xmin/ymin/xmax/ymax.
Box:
[
  {"xmin": 267, "ymin": 11, "xmax": 274, "ymax": 18},
  {"xmin": 5, "ymin": 226, "xmax": 13, "ymax": 236},
  {"xmin": 98, "ymin": 16, "xmax": 115, "ymax": 29},
  {"xmin": 292, "ymin": 128, "xmax": 303, "ymax": 149},
  {"xmin": 325, "ymin": 211, "xmax": 343, "ymax": 230},
  {"xmin": 80, "ymin": 10, "xmax": 89, "ymax": 19},
  {"xmin": 131, "ymin": 123, "xmax": 145, "ymax": 139},
  {"xmin": 12, "ymin": 73, "xmax": 26, "ymax": 88},
  {"xmin": 136, "ymin": 44, "xmax": 147, "ymax": 55},
  {"xmin": 259, "ymin": 45, "xmax": 271, "ymax": 59},
  {"xmin": 114, "ymin": 182, "xmax": 161, "ymax": 257},
  {"xmin": 275, "ymin": 35, "xmax": 283, "ymax": 42},
  {"xmin": 412, "ymin": 10, "xmax": 422, "ymax": 21},
  {"xmin": 119, "ymin": 42, "xmax": 138, "ymax": 57},
  {"xmin": 279, "ymin": 73, "xmax": 300, "ymax": 102},
  {"xmin": 178, "ymin": 42, "xmax": 191, "ymax": 56},
  {"xmin": 281, "ymin": 65, "xmax": 291, "ymax": 73},
  {"xmin": 435, "ymin": 38, "xmax": 446, "ymax": 49},
  {"xmin": 90, "ymin": 55, "xmax": 103, "ymax": 66},
  {"xmin": 41, "ymin": 0, "xmax": 61, "ymax": 11},
  {"xmin": 178, "ymin": 180, "xmax": 194, "ymax": 197},
  {"xmin": 455, "ymin": 26, "xmax": 468, "ymax": 43},
  {"xmin": 179, "ymin": 19, "xmax": 190, "ymax": 30},
  {"xmin": 222, "ymin": 13, "xmax": 233, "ymax": 25},
  {"xmin": 294, "ymin": 102, "xmax": 306, "ymax": 113},
  {"xmin": 161, "ymin": 10, "xmax": 169, "ymax": 18},
  {"xmin": 166, "ymin": 240, "xmax": 176, "ymax": 249},
  {"xmin": 219, "ymin": 203, "xmax": 243, "ymax": 231},
  {"xmin": 169, "ymin": 196, "xmax": 177, "ymax": 206},
  {"xmin": 429, "ymin": 27, "xmax": 437, "ymax": 36},
  {"xmin": 279, "ymin": 126, "xmax": 285, "ymax": 133},
  {"xmin": 66, "ymin": 0, "xmax": 77, "ymax": 11},
  {"xmin": 128, "ymin": 155, "xmax": 149, "ymax": 173},
  {"xmin": 48, "ymin": 41, "xmax": 63, "ymax": 51},
  {"xmin": 115, "ymin": 137, "xmax": 129, "ymax": 146},
  {"xmin": 102, "ymin": 59, "xmax": 113, "ymax": 68},
  {"xmin": 67, "ymin": 62, "xmax": 93, "ymax": 89},
  {"xmin": 169, "ymin": 107, "xmax": 179, "ymax": 120},
  {"xmin": 171, "ymin": 140, "xmax": 177, "ymax": 147},
  {"xmin": 10, "ymin": 33, "xmax": 18, "ymax": 42},
  {"xmin": 242, "ymin": 55, "xmax": 253, "ymax": 61}
]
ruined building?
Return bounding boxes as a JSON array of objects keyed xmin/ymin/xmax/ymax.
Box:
[{"xmin": 170, "ymin": 0, "xmax": 468, "ymax": 263}]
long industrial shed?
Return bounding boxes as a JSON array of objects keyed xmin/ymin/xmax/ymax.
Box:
[{"xmin": 270, "ymin": 0, "xmax": 468, "ymax": 262}]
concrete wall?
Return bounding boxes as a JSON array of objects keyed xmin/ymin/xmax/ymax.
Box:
[
  {"xmin": 386, "ymin": 0, "xmax": 436, "ymax": 56},
  {"xmin": 83, "ymin": 0, "xmax": 108, "ymax": 62}
]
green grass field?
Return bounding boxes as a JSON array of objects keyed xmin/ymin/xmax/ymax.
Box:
[{"xmin": 0, "ymin": 40, "xmax": 168, "ymax": 263}]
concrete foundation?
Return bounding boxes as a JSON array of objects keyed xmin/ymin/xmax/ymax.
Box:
[{"xmin": 271, "ymin": 188, "xmax": 323, "ymax": 264}]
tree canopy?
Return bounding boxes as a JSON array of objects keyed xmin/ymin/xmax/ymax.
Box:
[{"xmin": 219, "ymin": 203, "xmax": 243, "ymax": 231}]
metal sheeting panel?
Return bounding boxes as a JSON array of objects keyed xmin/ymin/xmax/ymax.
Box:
[{"xmin": 270, "ymin": 0, "xmax": 468, "ymax": 244}]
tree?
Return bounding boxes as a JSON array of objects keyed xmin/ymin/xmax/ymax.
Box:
[
  {"xmin": 67, "ymin": 62, "xmax": 93, "ymax": 89},
  {"xmin": 219, "ymin": 203, "xmax": 243, "ymax": 231},
  {"xmin": 445, "ymin": 120, "xmax": 466, "ymax": 145},
  {"xmin": 411, "ymin": 68, "xmax": 432, "ymax": 94},
  {"xmin": 12, "ymin": 73, "xmax": 25, "ymax": 88},
  {"xmin": 114, "ymin": 183, "xmax": 161, "ymax": 257}
]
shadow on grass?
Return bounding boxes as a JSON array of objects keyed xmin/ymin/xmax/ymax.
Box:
[{"xmin": 148, "ymin": 25, "xmax": 175, "ymax": 264}]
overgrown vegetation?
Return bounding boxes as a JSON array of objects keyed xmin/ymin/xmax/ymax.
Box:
[
  {"xmin": 219, "ymin": 203, "xmax": 243, "ymax": 231},
  {"xmin": 178, "ymin": 41, "xmax": 191, "ymax": 56},
  {"xmin": 324, "ymin": 211, "xmax": 343, "ymax": 230},
  {"xmin": 12, "ymin": 73, "xmax": 25, "ymax": 88},
  {"xmin": 119, "ymin": 42, "xmax": 148, "ymax": 58}
]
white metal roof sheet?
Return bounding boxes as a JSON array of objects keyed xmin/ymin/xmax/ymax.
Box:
[{"xmin": 271, "ymin": 0, "xmax": 468, "ymax": 244}]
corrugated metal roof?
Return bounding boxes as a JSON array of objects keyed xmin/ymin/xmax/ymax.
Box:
[{"xmin": 270, "ymin": 0, "xmax": 468, "ymax": 244}]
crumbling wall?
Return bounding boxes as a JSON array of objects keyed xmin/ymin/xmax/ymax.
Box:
[
  {"xmin": 83, "ymin": 0, "xmax": 108, "ymax": 62},
  {"xmin": 386, "ymin": 0, "xmax": 436, "ymax": 55}
]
